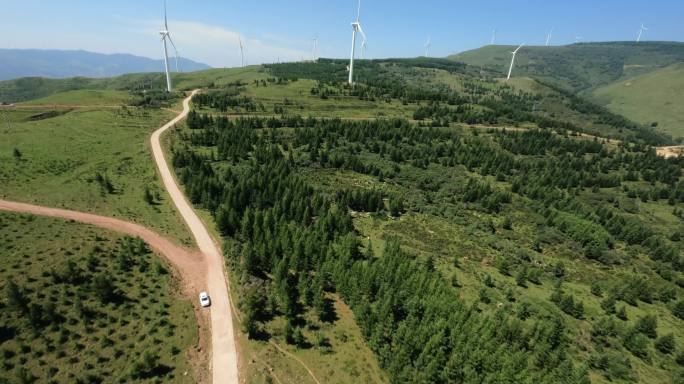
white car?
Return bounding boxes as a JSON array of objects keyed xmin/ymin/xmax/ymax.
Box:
[{"xmin": 199, "ymin": 291, "xmax": 211, "ymax": 307}]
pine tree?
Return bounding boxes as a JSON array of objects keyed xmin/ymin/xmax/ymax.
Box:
[{"xmin": 6, "ymin": 279, "xmax": 26, "ymax": 312}]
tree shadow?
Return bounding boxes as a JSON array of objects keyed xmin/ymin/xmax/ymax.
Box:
[
  {"xmin": 144, "ymin": 364, "xmax": 174, "ymax": 379},
  {"xmin": 319, "ymin": 297, "xmax": 339, "ymax": 323},
  {"xmin": 0, "ymin": 326, "xmax": 16, "ymax": 344}
]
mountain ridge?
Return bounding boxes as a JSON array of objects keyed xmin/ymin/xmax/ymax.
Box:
[{"xmin": 0, "ymin": 48, "xmax": 211, "ymax": 81}]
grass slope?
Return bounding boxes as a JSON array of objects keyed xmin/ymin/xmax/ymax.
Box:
[
  {"xmin": 0, "ymin": 67, "xmax": 268, "ymax": 104},
  {"xmin": 0, "ymin": 211, "xmax": 198, "ymax": 383},
  {"xmin": 21, "ymin": 90, "xmax": 132, "ymax": 106},
  {"xmin": 592, "ymin": 62, "xmax": 684, "ymax": 139},
  {"xmin": 0, "ymin": 93, "xmax": 192, "ymax": 245}
]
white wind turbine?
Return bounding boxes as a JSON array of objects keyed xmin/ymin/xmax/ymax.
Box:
[
  {"xmin": 312, "ymin": 36, "xmax": 319, "ymax": 62},
  {"xmin": 491, "ymin": 28, "xmax": 496, "ymax": 45},
  {"xmin": 506, "ymin": 43, "xmax": 524, "ymax": 80},
  {"xmin": 175, "ymin": 48, "xmax": 182, "ymax": 72},
  {"xmin": 546, "ymin": 28, "xmax": 553, "ymax": 46},
  {"xmin": 636, "ymin": 23, "xmax": 648, "ymax": 42},
  {"xmin": 159, "ymin": 0, "xmax": 177, "ymax": 92},
  {"xmin": 361, "ymin": 36, "xmax": 368, "ymax": 59},
  {"xmin": 424, "ymin": 36, "xmax": 432, "ymax": 57},
  {"xmin": 348, "ymin": 0, "xmax": 366, "ymax": 85},
  {"xmin": 238, "ymin": 37, "xmax": 245, "ymax": 67}
]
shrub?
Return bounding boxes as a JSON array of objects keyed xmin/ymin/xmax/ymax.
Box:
[
  {"xmin": 655, "ymin": 334, "xmax": 675, "ymax": 354},
  {"xmin": 635, "ymin": 314, "xmax": 658, "ymax": 339}
]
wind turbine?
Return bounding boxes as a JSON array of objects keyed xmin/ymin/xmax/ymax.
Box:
[
  {"xmin": 175, "ymin": 48, "xmax": 182, "ymax": 72},
  {"xmin": 575, "ymin": 35, "xmax": 582, "ymax": 43},
  {"xmin": 312, "ymin": 36, "xmax": 319, "ymax": 62},
  {"xmin": 348, "ymin": 0, "xmax": 366, "ymax": 85},
  {"xmin": 636, "ymin": 23, "xmax": 648, "ymax": 42},
  {"xmin": 424, "ymin": 36, "xmax": 432, "ymax": 57},
  {"xmin": 545, "ymin": 28, "xmax": 553, "ymax": 46},
  {"xmin": 491, "ymin": 29, "xmax": 496, "ymax": 45},
  {"xmin": 238, "ymin": 36, "xmax": 245, "ymax": 67},
  {"xmin": 159, "ymin": 0, "xmax": 177, "ymax": 92},
  {"xmin": 506, "ymin": 43, "xmax": 524, "ymax": 80}
]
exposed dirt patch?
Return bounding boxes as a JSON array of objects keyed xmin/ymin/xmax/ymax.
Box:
[{"xmin": 28, "ymin": 109, "xmax": 72, "ymax": 121}]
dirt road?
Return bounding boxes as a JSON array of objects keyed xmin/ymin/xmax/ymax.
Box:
[
  {"xmin": 657, "ymin": 145, "xmax": 684, "ymax": 158},
  {"xmin": 0, "ymin": 199, "xmax": 206, "ymax": 289},
  {"xmin": 150, "ymin": 90, "xmax": 239, "ymax": 384}
]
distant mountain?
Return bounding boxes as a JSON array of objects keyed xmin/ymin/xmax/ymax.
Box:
[
  {"xmin": 0, "ymin": 49, "xmax": 211, "ymax": 81},
  {"xmin": 449, "ymin": 42, "xmax": 684, "ymax": 91}
]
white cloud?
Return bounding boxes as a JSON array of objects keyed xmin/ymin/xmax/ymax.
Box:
[{"xmin": 137, "ymin": 19, "xmax": 311, "ymax": 67}]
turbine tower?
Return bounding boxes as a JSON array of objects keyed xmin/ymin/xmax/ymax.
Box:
[
  {"xmin": 239, "ymin": 37, "xmax": 245, "ymax": 67},
  {"xmin": 348, "ymin": 0, "xmax": 366, "ymax": 85},
  {"xmin": 425, "ymin": 36, "xmax": 432, "ymax": 57},
  {"xmin": 491, "ymin": 29, "xmax": 496, "ymax": 45},
  {"xmin": 159, "ymin": 0, "xmax": 177, "ymax": 92},
  {"xmin": 175, "ymin": 48, "xmax": 182, "ymax": 73},
  {"xmin": 506, "ymin": 43, "xmax": 524, "ymax": 80},
  {"xmin": 636, "ymin": 23, "xmax": 648, "ymax": 43},
  {"xmin": 312, "ymin": 36, "xmax": 319, "ymax": 62},
  {"xmin": 546, "ymin": 28, "xmax": 553, "ymax": 46}
]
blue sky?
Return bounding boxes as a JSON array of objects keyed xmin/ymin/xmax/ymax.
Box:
[{"xmin": 1, "ymin": 0, "xmax": 682, "ymax": 67}]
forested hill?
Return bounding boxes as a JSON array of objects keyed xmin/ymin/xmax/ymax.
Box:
[
  {"xmin": 265, "ymin": 58, "xmax": 672, "ymax": 145},
  {"xmin": 449, "ymin": 42, "xmax": 684, "ymax": 91},
  {"xmin": 170, "ymin": 63, "xmax": 684, "ymax": 382}
]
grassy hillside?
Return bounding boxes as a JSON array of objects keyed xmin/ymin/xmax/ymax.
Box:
[
  {"xmin": 0, "ymin": 211, "xmax": 198, "ymax": 383},
  {"xmin": 0, "ymin": 67, "xmax": 270, "ymax": 104},
  {"xmin": 167, "ymin": 62, "xmax": 684, "ymax": 383},
  {"xmin": 449, "ymin": 42, "xmax": 684, "ymax": 91},
  {"xmin": 592, "ymin": 62, "xmax": 684, "ymax": 139},
  {"xmin": 0, "ymin": 91, "xmax": 192, "ymax": 245}
]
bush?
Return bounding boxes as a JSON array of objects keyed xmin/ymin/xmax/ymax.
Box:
[
  {"xmin": 673, "ymin": 299, "xmax": 684, "ymax": 320},
  {"xmin": 589, "ymin": 351, "xmax": 632, "ymax": 381},
  {"xmin": 635, "ymin": 314, "xmax": 658, "ymax": 339},
  {"xmin": 655, "ymin": 333, "xmax": 675, "ymax": 354},
  {"xmin": 623, "ymin": 328, "xmax": 649, "ymax": 358}
]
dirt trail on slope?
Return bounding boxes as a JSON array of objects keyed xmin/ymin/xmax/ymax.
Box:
[
  {"xmin": 0, "ymin": 199, "xmax": 211, "ymax": 381},
  {"xmin": 657, "ymin": 146, "xmax": 684, "ymax": 158},
  {"xmin": 0, "ymin": 199, "xmax": 206, "ymax": 287},
  {"xmin": 151, "ymin": 90, "xmax": 240, "ymax": 384}
]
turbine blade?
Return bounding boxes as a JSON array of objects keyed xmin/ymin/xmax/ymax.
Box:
[
  {"xmin": 167, "ymin": 34, "xmax": 177, "ymax": 52},
  {"xmin": 357, "ymin": 24, "xmax": 367, "ymax": 41},
  {"xmin": 164, "ymin": 0, "xmax": 168, "ymax": 30},
  {"xmin": 356, "ymin": 0, "xmax": 361, "ymax": 22}
]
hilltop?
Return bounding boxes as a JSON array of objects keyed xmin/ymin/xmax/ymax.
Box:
[
  {"xmin": 0, "ymin": 58, "xmax": 673, "ymax": 145},
  {"xmin": 449, "ymin": 42, "xmax": 684, "ymax": 92},
  {"xmin": 0, "ymin": 48, "xmax": 211, "ymax": 81}
]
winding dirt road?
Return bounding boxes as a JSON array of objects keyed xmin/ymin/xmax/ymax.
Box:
[
  {"xmin": 0, "ymin": 200, "xmax": 206, "ymax": 289},
  {"xmin": 1, "ymin": 90, "xmax": 239, "ymax": 383},
  {"xmin": 151, "ymin": 90, "xmax": 239, "ymax": 384}
]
